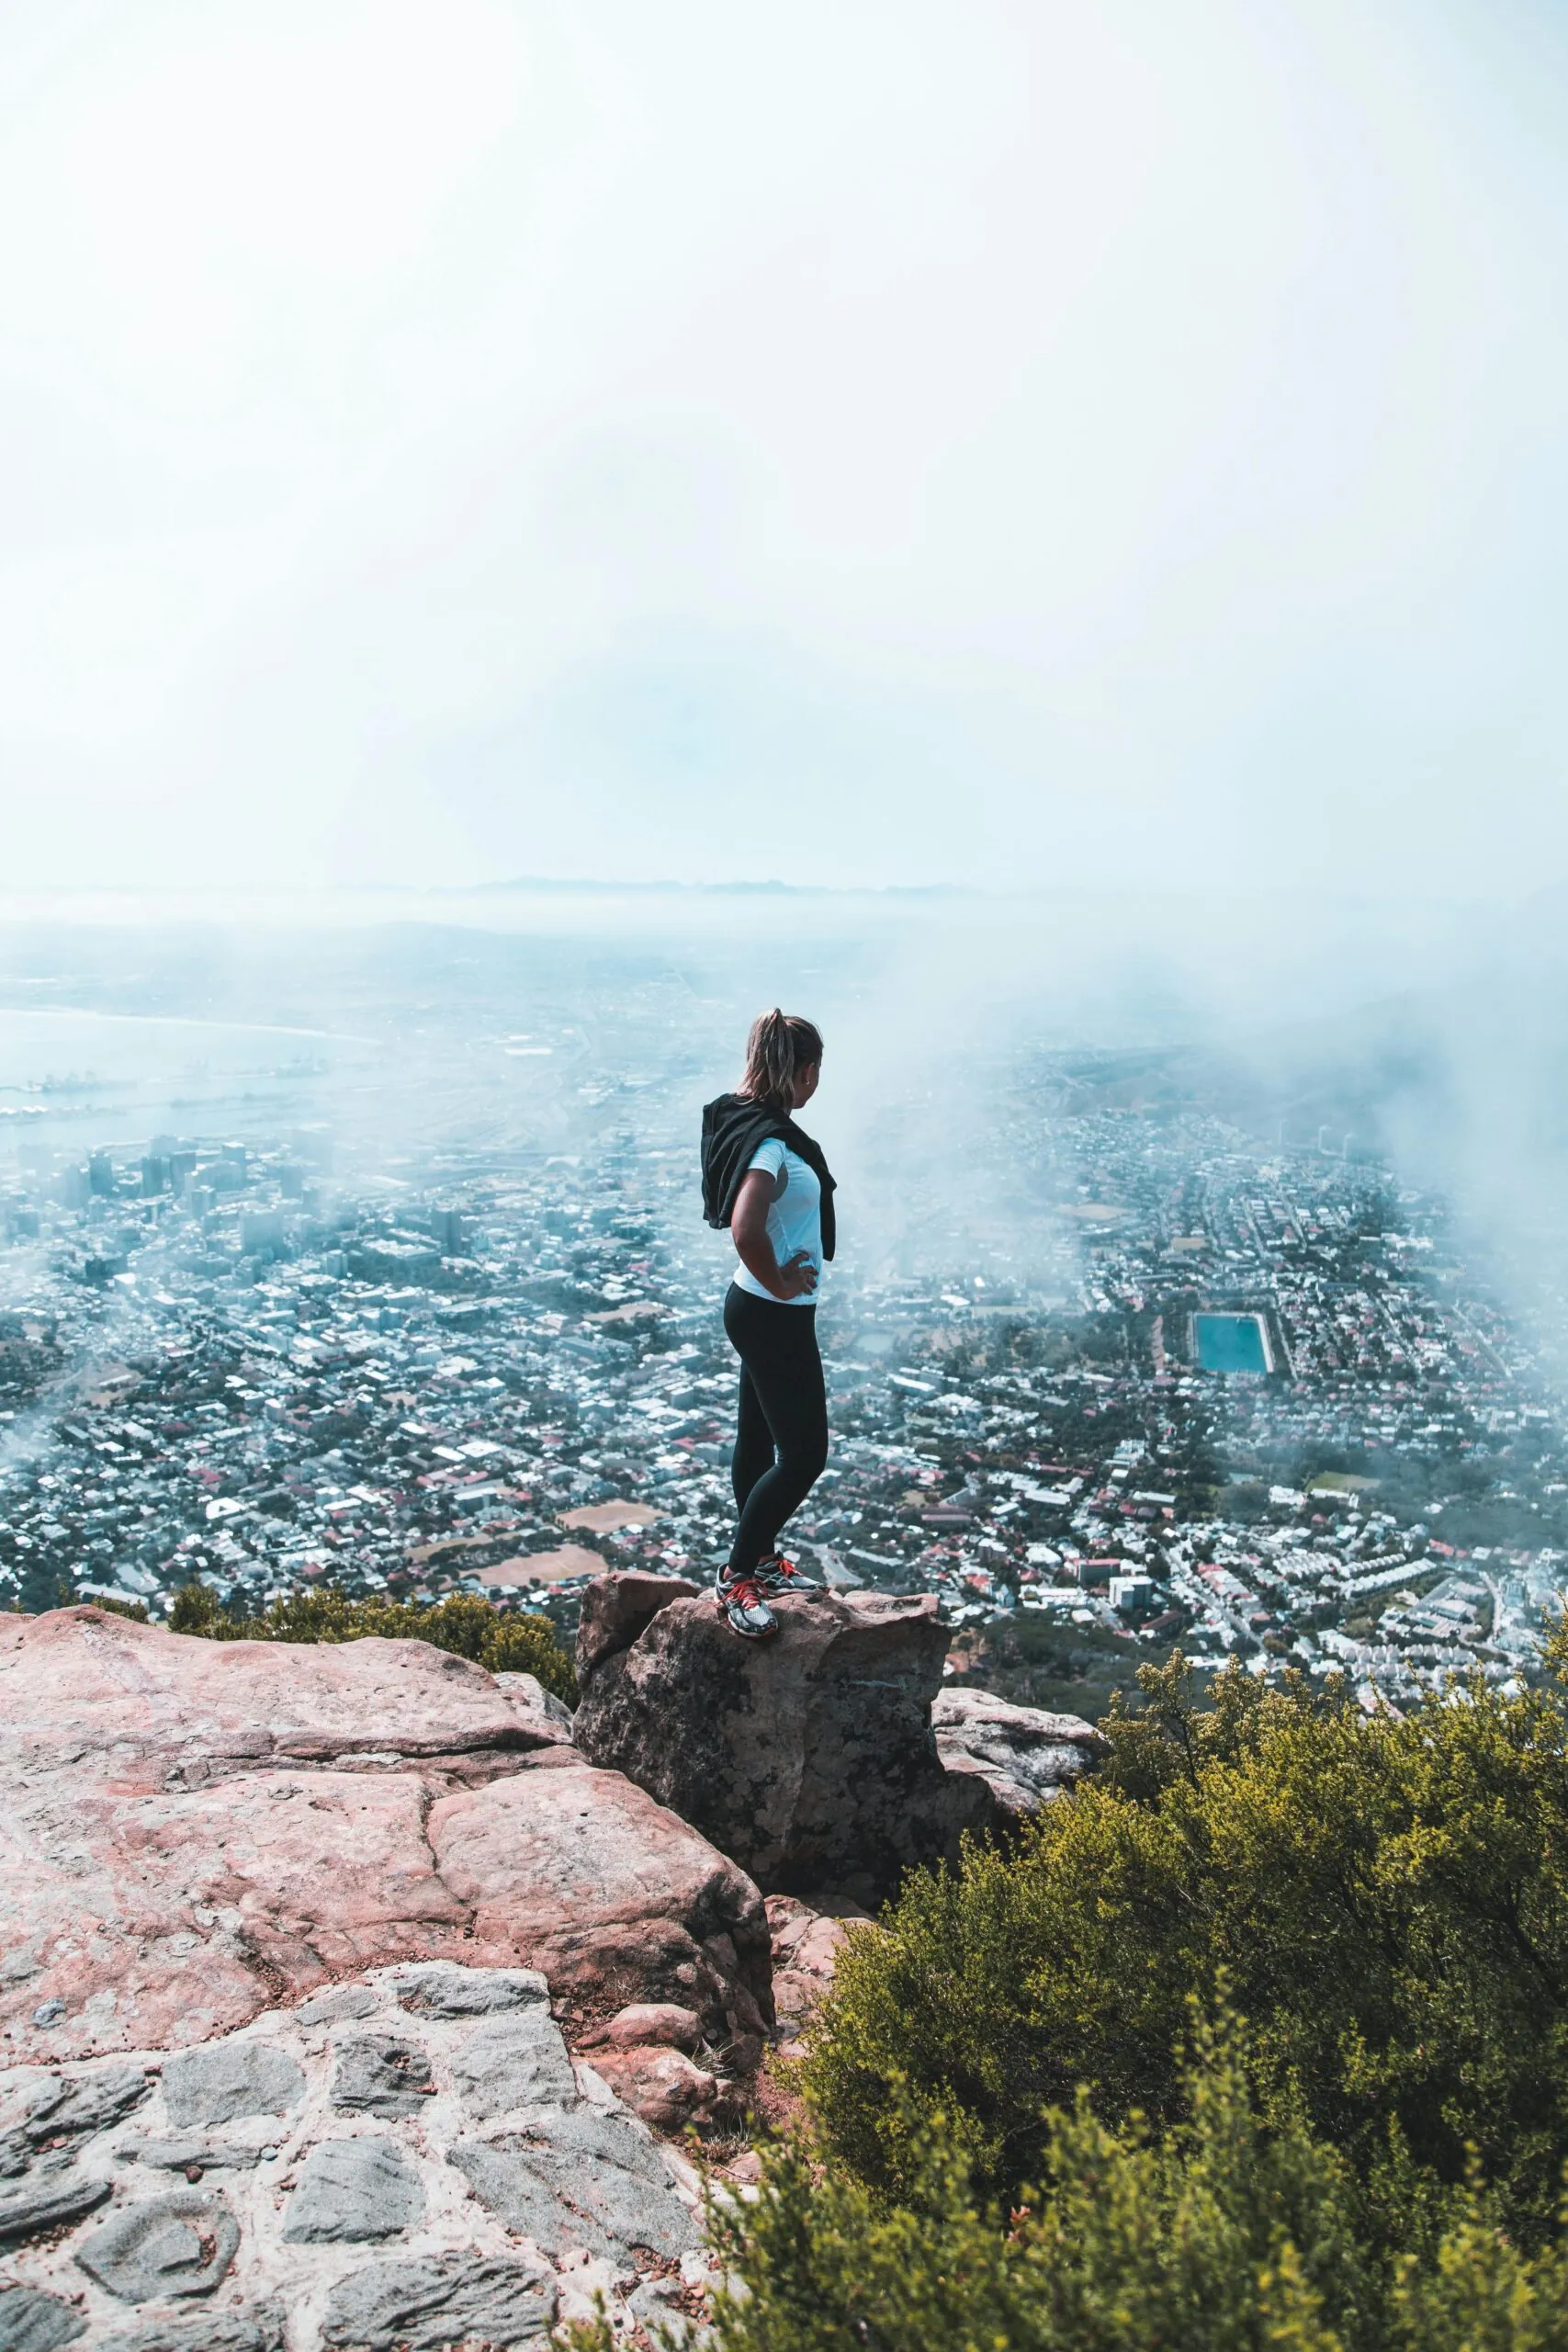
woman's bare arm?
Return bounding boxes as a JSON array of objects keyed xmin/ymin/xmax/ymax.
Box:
[{"xmin": 731, "ymin": 1167, "xmax": 817, "ymax": 1300}]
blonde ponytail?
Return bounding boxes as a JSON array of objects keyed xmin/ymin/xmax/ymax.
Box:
[{"xmin": 739, "ymin": 1009, "xmax": 823, "ymax": 1108}]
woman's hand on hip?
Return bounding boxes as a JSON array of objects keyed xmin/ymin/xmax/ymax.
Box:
[{"xmin": 773, "ymin": 1250, "xmax": 818, "ymax": 1300}]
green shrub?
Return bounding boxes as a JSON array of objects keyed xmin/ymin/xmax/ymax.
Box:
[
  {"xmin": 801, "ymin": 1650, "xmax": 1568, "ymax": 2246},
  {"xmin": 561, "ymin": 2016, "xmax": 1568, "ymax": 2350},
  {"xmin": 165, "ymin": 1580, "xmax": 577, "ymax": 1705},
  {"xmin": 90, "ymin": 1594, "xmax": 150, "ymax": 1623},
  {"xmin": 559, "ymin": 1647, "xmax": 1568, "ymax": 2349}
]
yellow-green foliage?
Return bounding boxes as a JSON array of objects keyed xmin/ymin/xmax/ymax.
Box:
[
  {"xmin": 561, "ymin": 2018, "xmax": 1568, "ymax": 2351},
  {"xmin": 569, "ymin": 1645, "xmax": 1568, "ymax": 2349},
  {"xmin": 801, "ymin": 1650, "xmax": 1568, "ymax": 2248},
  {"xmin": 166, "ymin": 1580, "xmax": 577, "ymax": 1705}
]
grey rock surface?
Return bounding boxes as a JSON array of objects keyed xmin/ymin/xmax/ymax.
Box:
[
  {"xmin": 125, "ymin": 2138, "xmax": 265, "ymax": 2172},
  {"xmin": 74, "ymin": 2189, "xmax": 239, "ymax": 2301},
  {"xmin": 23, "ymin": 2068, "xmax": 150, "ymax": 2146},
  {"xmin": 0, "ymin": 1963, "xmax": 706, "ymax": 2345},
  {"xmin": 452, "ymin": 2102, "xmax": 696, "ymax": 2262},
  {"xmin": 931, "ymin": 1688, "xmax": 1108, "ymax": 1817},
  {"xmin": 296, "ymin": 1987, "xmax": 378, "ymax": 2025},
  {"xmin": 446, "ymin": 2138, "xmax": 581, "ymax": 2256},
  {"xmin": 0, "ymin": 2284, "xmax": 85, "ymax": 2351},
  {"xmin": 97, "ymin": 2312, "xmax": 285, "ymax": 2352},
  {"xmin": 452, "ymin": 2013, "xmax": 577, "ymax": 2115},
  {"xmin": 574, "ymin": 1580, "xmax": 998, "ymax": 1894},
  {"xmin": 389, "ymin": 1962, "xmax": 547, "ymax": 2018},
  {"xmin": 282, "ymin": 2139, "xmax": 424, "ymax": 2245},
  {"xmin": 331, "ymin": 2036, "xmax": 436, "ymax": 2119},
  {"xmin": 0, "ymin": 2165, "xmax": 110, "ymax": 2243},
  {"xmin": 321, "ymin": 2253, "xmax": 555, "ymax": 2350},
  {"xmin": 161, "ymin": 2045, "xmax": 305, "ymax": 2130},
  {"xmin": 1, "ymin": 2069, "xmax": 150, "ymax": 2187}
]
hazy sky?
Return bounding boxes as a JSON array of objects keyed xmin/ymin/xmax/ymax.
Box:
[{"xmin": 4, "ymin": 0, "xmax": 1565, "ymax": 897}]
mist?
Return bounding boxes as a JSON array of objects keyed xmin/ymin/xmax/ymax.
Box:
[
  {"xmin": 2, "ymin": 0, "xmax": 1566, "ymax": 901},
  {"xmin": 3, "ymin": 884, "xmax": 1564, "ymax": 1382}
]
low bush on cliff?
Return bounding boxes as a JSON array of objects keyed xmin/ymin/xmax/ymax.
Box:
[
  {"xmin": 166, "ymin": 1580, "xmax": 578, "ymax": 1703},
  {"xmin": 565, "ymin": 2016, "xmax": 1568, "ymax": 2351},
  {"xmin": 802, "ymin": 1646, "xmax": 1568, "ymax": 2252},
  {"xmin": 564, "ymin": 1645, "xmax": 1568, "ymax": 2352}
]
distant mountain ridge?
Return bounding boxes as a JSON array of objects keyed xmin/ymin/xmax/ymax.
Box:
[{"xmin": 457, "ymin": 876, "xmax": 969, "ymax": 898}]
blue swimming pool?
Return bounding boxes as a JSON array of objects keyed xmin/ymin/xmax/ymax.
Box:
[{"xmin": 1194, "ymin": 1313, "xmax": 1270, "ymax": 1374}]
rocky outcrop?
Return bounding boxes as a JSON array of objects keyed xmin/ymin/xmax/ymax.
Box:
[
  {"xmin": 0, "ymin": 1609, "xmax": 771, "ymax": 2080},
  {"xmin": 931, "ymin": 1689, "xmax": 1109, "ymax": 1819},
  {"xmin": 576, "ymin": 1574, "xmax": 701, "ymax": 1681},
  {"xmin": 0, "ymin": 1960, "xmax": 721, "ymax": 2348},
  {"xmin": 572, "ymin": 1582, "xmax": 1000, "ymax": 1898}
]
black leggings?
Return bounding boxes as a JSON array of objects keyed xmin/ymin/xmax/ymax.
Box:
[{"xmin": 724, "ymin": 1283, "xmax": 829, "ymax": 1576}]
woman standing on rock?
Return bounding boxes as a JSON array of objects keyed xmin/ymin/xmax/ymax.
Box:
[{"xmin": 701, "ymin": 1009, "xmax": 836, "ymax": 1640}]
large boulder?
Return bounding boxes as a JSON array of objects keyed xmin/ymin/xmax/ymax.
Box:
[
  {"xmin": 0, "ymin": 1960, "xmax": 721, "ymax": 2346},
  {"xmin": 0, "ymin": 1610, "xmax": 770, "ymax": 2076},
  {"xmin": 931, "ymin": 1689, "xmax": 1108, "ymax": 1819},
  {"xmin": 572, "ymin": 1581, "xmax": 998, "ymax": 1898}
]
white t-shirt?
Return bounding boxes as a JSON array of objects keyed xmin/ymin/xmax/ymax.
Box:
[{"xmin": 732, "ymin": 1137, "xmax": 822, "ymax": 1306}]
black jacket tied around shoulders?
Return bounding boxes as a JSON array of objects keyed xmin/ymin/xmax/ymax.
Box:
[{"xmin": 700, "ymin": 1092, "xmax": 837, "ymax": 1261}]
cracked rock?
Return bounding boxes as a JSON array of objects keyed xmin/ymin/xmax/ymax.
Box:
[
  {"xmin": 447, "ymin": 2136, "xmax": 583, "ymax": 2256},
  {"xmin": 23, "ymin": 2068, "xmax": 151, "ymax": 2147},
  {"xmin": 123, "ymin": 2137, "xmax": 265, "ymax": 2172},
  {"xmin": 74, "ymin": 2190, "xmax": 240, "ymax": 2302},
  {"xmin": 388, "ymin": 1962, "xmax": 548, "ymax": 2018},
  {"xmin": 573, "ymin": 1582, "xmax": 995, "ymax": 1896},
  {"xmin": 296, "ymin": 1987, "xmax": 378, "ymax": 2025},
  {"xmin": 451, "ymin": 2104, "xmax": 695, "ymax": 2261},
  {"xmin": 0, "ymin": 2284, "xmax": 87, "ymax": 2351},
  {"xmin": 282, "ymin": 2137, "xmax": 423, "ymax": 2244},
  {"xmin": 321, "ymin": 2254, "xmax": 557, "ymax": 2351},
  {"xmin": 451, "ymin": 2013, "xmax": 576, "ymax": 2115},
  {"xmin": 97, "ymin": 2312, "xmax": 285, "ymax": 2352},
  {"xmin": 0, "ymin": 2163, "xmax": 111, "ymax": 2243},
  {"xmin": 161, "ymin": 2044, "xmax": 304, "ymax": 2130},
  {"xmin": 331, "ymin": 2036, "xmax": 436, "ymax": 2119},
  {"xmin": 2, "ymin": 2067, "xmax": 152, "ymax": 2184}
]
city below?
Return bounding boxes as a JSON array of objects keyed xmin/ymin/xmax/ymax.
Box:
[{"xmin": 3, "ymin": 938, "xmax": 1562, "ymax": 1727}]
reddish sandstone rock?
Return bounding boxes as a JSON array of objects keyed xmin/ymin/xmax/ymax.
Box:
[
  {"xmin": 0, "ymin": 1608, "xmax": 770, "ymax": 2084},
  {"xmin": 581, "ymin": 2044, "xmax": 739, "ymax": 2137},
  {"xmin": 0, "ymin": 1603, "xmax": 537, "ymax": 1785},
  {"xmin": 575, "ymin": 1573, "xmax": 700, "ymax": 1681},
  {"xmin": 765, "ymin": 1894, "xmax": 876, "ymax": 2044},
  {"xmin": 492, "ymin": 1670, "xmax": 577, "ymax": 1747},
  {"xmin": 582, "ymin": 2004, "xmax": 705, "ymax": 2055},
  {"xmin": 429, "ymin": 1758, "xmax": 772, "ymax": 2045}
]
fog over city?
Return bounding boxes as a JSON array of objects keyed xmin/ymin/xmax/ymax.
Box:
[{"xmin": 3, "ymin": 1, "xmax": 1567, "ymax": 1723}]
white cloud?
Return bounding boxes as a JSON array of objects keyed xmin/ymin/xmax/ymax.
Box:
[{"xmin": 2, "ymin": 0, "xmax": 1564, "ymax": 893}]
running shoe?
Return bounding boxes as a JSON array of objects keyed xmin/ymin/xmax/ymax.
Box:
[
  {"xmin": 715, "ymin": 1567, "xmax": 778, "ymax": 1641},
  {"xmin": 754, "ymin": 1552, "xmax": 820, "ymax": 1597}
]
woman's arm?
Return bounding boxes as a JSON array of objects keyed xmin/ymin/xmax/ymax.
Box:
[{"xmin": 731, "ymin": 1167, "xmax": 817, "ymax": 1300}]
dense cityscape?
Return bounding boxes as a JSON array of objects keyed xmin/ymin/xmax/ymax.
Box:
[{"xmin": 4, "ymin": 961, "xmax": 1563, "ymax": 1724}]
